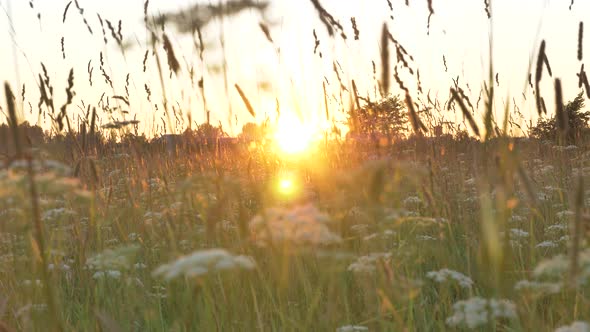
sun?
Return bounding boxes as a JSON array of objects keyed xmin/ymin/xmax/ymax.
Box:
[{"xmin": 274, "ymin": 114, "xmax": 316, "ymax": 154}]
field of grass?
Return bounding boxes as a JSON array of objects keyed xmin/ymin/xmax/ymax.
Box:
[
  {"xmin": 0, "ymin": 134, "xmax": 589, "ymax": 331},
  {"xmin": 1, "ymin": 0, "xmax": 590, "ymax": 331}
]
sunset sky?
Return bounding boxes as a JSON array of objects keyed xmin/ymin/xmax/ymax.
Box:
[{"xmin": 0, "ymin": 0, "xmax": 588, "ymax": 136}]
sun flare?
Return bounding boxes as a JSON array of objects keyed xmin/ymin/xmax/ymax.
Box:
[{"xmin": 274, "ymin": 114, "xmax": 317, "ymax": 154}]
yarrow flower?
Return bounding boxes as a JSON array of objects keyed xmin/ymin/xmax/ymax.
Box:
[
  {"xmin": 555, "ymin": 321, "xmax": 590, "ymax": 332},
  {"xmin": 514, "ymin": 280, "xmax": 562, "ymax": 295},
  {"xmin": 336, "ymin": 325, "xmax": 369, "ymax": 332},
  {"xmin": 536, "ymin": 241, "xmax": 559, "ymax": 249},
  {"xmin": 347, "ymin": 252, "xmax": 392, "ymax": 274},
  {"xmin": 86, "ymin": 245, "xmax": 140, "ymax": 271},
  {"xmin": 446, "ymin": 297, "xmax": 517, "ymax": 329},
  {"xmin": 93, "ymin": 270, "xmax": 122, "ymax": 280},
  {"xmin": 533, "ymin": 249, "xmax": 590, "ymax": 285},
  {"xmin": 152, "ymin": 249, "xmax": 256, "ymax": 281},
  {"xmin": 426, "ymin": 268, "xmax": 474, "ymax": 289},
  {"xmin": 249, "ymin": 204, "xmax": 341, "ymax": 247}
]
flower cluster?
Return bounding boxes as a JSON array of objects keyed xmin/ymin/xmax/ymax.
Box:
[
  {"xmin": 249, "ymin": 204, "xmax": 341, "ymax": 247},
  {"xmin": 152, "ymin": 249, "xmax": 256, "ymax": 280},
  {"xmin": 426, "ymin": 268, "xmax": 474, "ymax": 289},
  {"xmin": 555, "ymin": 321, "xmax": 590, "ymax": 332},
  {"xmin": 347, "ymin": 252, "xmax": 392, "ymax": 274},
  {"xmin": 446, "ymin": 297, "xmax": 517, "ymax": 329}
]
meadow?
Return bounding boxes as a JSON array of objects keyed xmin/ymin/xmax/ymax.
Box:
[{"xmin": 1, "ymin": 0, "xmax": 590, "ymax": 331}]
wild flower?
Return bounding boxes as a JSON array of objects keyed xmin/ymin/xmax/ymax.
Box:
[
  {"xmin": 86, "ymin": 244, "xmax": 140, "ymax": 271},
  {"xmin": 426, "ymin": 268, "xmax": 474, "ymax": 289},
  {"xmin": 547, "ymin": 224, "xmax": 568, "ymax": 233},
  {"xmin": 556, "ymin": 210, "xmax": 574, "ymax": 221},
  {"xmin": 446, "ymin": 297, "xmax": 517, "ymax": 329},
  {"xmin": 533, "ymin": 249, "xmax": 590, "ymax": 285},
  {"xmin": 555, "ymin": 321, "xmax": 590, "ymax": 332},
  {"xmin": 93, "ymin": 270, "xmax": 122, "ymax": 280},
  {"xmin": 336, "ymin": 325, "xmax": 369, "ymax": 332},
  {"xmin": 403, "ymin": 195, "xmax": 422, "ymax": 209},
  {"xmin": 348, "ymin": 252, "xmax": 392, "ymax": 274},
  {"xmin": 536, "ymin": 241, "xmax": 559, "ymax": 249},
  {"xmin": 510, "ymin": 228, "xmax": 529, "ymax": 239},
  {"xmin": 514, "ymin": 280, "xmax": 562, "ymax": 294},
  {"xmin": 42, "ymin": 208, "xmax": 77, "ymax": 222},
  {"xmin": 152, "ymin": 249, "xmax": 256, "ymax": 281},
  {"xmin": 416, "ymin": 235, "xmax": 437, "ymax": 241},
  {"xmin": 249, "ymin": 204, "xmax": 341, "ymax": 247},
  {"xmin": 350, "ymin": 224, "xmax": 369, "ymax": 235},
  {"xmin": 508, "ymin": 214, "xmax": 526, "ymax": 223}
]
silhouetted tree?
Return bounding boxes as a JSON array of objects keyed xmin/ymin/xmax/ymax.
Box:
[
  {"xmin": 530, "ymin": 92, "xmax": 589, "ymax": 144},
  {"xmin": 347, "ymin": 95, "xmax": 409, "ymax": 140}
]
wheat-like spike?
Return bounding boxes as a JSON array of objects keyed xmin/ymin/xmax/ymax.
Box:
[
  {"xmin": 579, "ymin": 21, "xmax": 584, "ymax": 61},
  {"xmin": 63, "ymin": 1, "xmax": 72, "ymax": 23},
  {"xmin": 450, "ymin": 88, "xmax": 480, "ymax": 137},
  {"xmin": 380, "ymin": 23, "xmax": 390, "ymax": 96},
  {"xmin": 234, "ymin": 84, "xmax": 256, "ymax": 118}
]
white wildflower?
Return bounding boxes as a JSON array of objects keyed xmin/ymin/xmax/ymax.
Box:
[
  {"xmin": 152, "ymin": 249, "xmax": 256, "ymax": 281},
  {"xmin": 249, "ymin": 204, "xmax": 341, "ymax": 247},
  {"xmin": 336, "ymin": 325, "xmax": 369, "ymax": 332},
  {"xmin": 556, "ymin": 210, "xmax": 574, "ymax": 221},
  {"xmin": 533, "ymin": 249, "xmax": 590, "ymax": 285},
  {"xmin": 42, "ymin": 208, "xmax": 77, "ymax": 222},
  {"xmin": 509, "ymin": 214, "xmax": 526, "ymax": 223},
  {"xmin": 86, "ymin": 245, "xmax": 139, "ymax": 271},
  {"xmin": 555, "ymin": 321, "xmax": 590, "ymax": 332},
  {"xmin": 347, "ymin": 253, "xmax": 392, "ymax": 274},
  {"xmin": 510, "ymin": 228, "xmax": 529, "ymax": 239},
  {"xmin": 426, "ymin": 269, "xmax": 474, "ymax": 289},
  {"xmin": 93, "ymin": 270, "xmax": 122, "ymax": 280},
  {"xmin": 446, "ymin": 297, "xmax": 517, "ymax": 329},
  {"xmin": 416, "ymin": 235, "xmax": 437, "ymax": 241},
  {"xmin": 546, "ymin": 224, "xmax": 568, "ymax": 233},
  {"xmin": 514, "ymin": 280, "xmax": 562, "ymax": 294},
  {"xmin": 536, "ymin": 241, "xmax": 559, "ymax": 249},
  {"xmin": 403, "ymin": 196, "xmax": 422, "ymax": 209}
]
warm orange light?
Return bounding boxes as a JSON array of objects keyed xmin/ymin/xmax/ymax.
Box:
[
  {"xmin": 274, "ymin": 114, "xmax": 315, "ymax": 154},
  {"xmin": 278, "ymin": 178, "xmax": 294, "ymax": 194}
]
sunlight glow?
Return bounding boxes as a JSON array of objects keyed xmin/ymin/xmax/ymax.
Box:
[
  {"xmin": 274, "ymin": 114, "xmax": 316, "ymax": 155},
  {"xmin": 278, "ymin": 178, "xmax": 294, "ymax": 195}
]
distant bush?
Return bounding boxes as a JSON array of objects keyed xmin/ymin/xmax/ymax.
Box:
[
  {"xmin": 347, "ymin": 95, "xmax": 409, "ymax": 141},
  {"xmin": 529, "ymin": 92, "xmax": 590, "ymax": 144}
]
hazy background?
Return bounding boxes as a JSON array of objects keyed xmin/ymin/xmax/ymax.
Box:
[{"xmin": 0, "ymin": 0, "xmax": 587, "ymax": 136}]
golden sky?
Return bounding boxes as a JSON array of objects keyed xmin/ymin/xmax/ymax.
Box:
[{"xmin": 0, "ymin": 0, "xmax": 588, "ymax": 136}]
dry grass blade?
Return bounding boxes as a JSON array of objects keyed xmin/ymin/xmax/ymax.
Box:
[
  {"xmin": 405, "ymin": 92, "xmax": 426, "ymax": 134},
  {"xmin": 258, "ymin": 22, "xmax": 273, "ymax": 43},
  {"xmin": 517, "ymin": 163, "xmax": 538, "ymax": 207},
  {"xmin": 579, "ymin": 21, "xmax": 584, "ymax": 61},
  {"xmin": 4, "ymin": 83, "xmax": 21, "ymax": 157},
  {"xmin": 323, "ymin": 81, "xmax": 329, "ymax": 120},
  {"xmin": 162, "ymin": 33, "xmax": 180, "ymax": 75},
  {"xmin": 309, "ymin": 0, "xmax": 346, "ymax": 39},
  {"xmin": 535, "ymin": 40, "xmax": 547, "ymax": 115},
  {"xmin": 351, "ymin": 17, "xmax": 359, "ymax": 40},
  {"xmin": 380, "ymin": 23, "xmax": 390, "ymax": 96},
  {"xmin": 57, "ymin": 68, "xmax": 75, "ymax": 131},
  {"xmin": 61, "ymin": 37, "xmax": 66, "ymax": 59},
  {"xmin": 570, "ymin": 174, "xmax": 584, "ymax": 286},
  {"xmin": 234, "ymin": 84, "xmax": 256, "ymax": 118},
  {"xmin": 62, "ymin": 1, "xmax": 72, "ymax": 23},
  {"xmin": 450, "ymin": 88, "xmax": 480, "ymax": 137},
  {"xmin": 427, "ymin": 0, "xmax": 434, "ymax": 34},
  {"xmin": 554, "ymin": 78, "xmax": 568, "ymax": 140},
  {"xmin": 94, "ymin": 309, "xmax": 123, "ymax": 332},
  {"xmin": 484, "ymin": 0, "xmax": 491, "ymax": 18}
]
